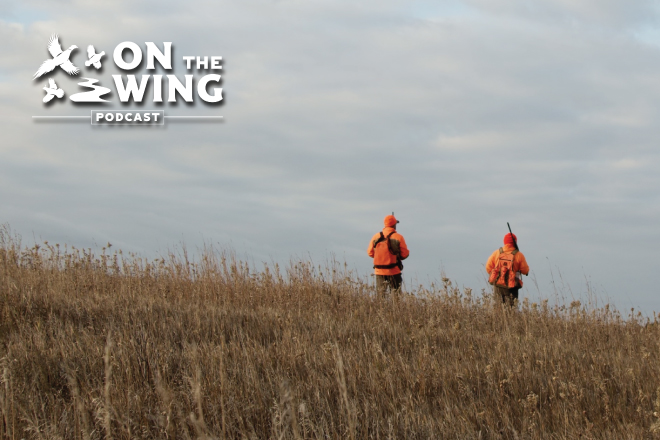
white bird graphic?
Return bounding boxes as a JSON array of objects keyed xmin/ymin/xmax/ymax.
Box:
[
  {"xmin": 85, "ymin": 45, "xmax": 105, "ymax": 69},
  {"xmin": 33, "ymin": 35, "xmax": 79, "ymax": 80},
  {"xmin": 42, "ymin": 78, "xmax": 65, "ymax": 103}
]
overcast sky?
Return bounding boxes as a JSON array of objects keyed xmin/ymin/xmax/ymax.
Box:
[{"xmin": 2, "ymin": 0, "xmax": 660, "ymax": 315}]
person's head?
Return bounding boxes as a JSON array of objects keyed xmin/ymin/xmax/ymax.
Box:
[
  {"xmin": 384, "ymin": 214, "xmax": 399, "ymax": 229},
  {"xmin": 504, "ymin": 233, "xmax": 517, "ymax": 246}
]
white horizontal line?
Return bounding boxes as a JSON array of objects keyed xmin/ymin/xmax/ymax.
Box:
[
  {"xmin": 32, "ymin": 116, "xmax": 89, "ymax": 119},
  {"xmin": 33, "ymin": 115, "xmax": 223, "ymax": 121}
]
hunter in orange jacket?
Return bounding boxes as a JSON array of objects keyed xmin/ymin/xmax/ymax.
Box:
[
  {"xmin": 486, "ymin": 233, "xmax": 529, "ymax": 305},
  {"xmin": 368, "ymin": 215, "xmax": 409, "ymax": 295}
]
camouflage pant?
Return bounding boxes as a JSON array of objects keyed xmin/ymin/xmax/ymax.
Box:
[
  {"xmin": 494, "ymin": 285, "xmax": 519, "ymax": 306},
  {"xmin": 376, "ymin": 274, "xmax": 402, "ymax": 297}
]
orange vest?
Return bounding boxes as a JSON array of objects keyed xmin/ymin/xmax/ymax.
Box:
[
  {"xmin": 372, "ymin": 231, "xmax": 403, "ymax": 271},
  {"xmin": 488, "ymin": 248, "xmax": 522, "ymax": 289}
]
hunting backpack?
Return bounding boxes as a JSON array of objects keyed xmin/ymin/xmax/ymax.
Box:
[{"xmin": 488, "ymin": 248, "xmax": 519, "ymax": 289}]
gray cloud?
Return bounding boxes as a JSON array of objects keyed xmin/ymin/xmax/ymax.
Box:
[
  {"xmin": 460, "ymin": 0, "xmax": 660, "ymax": 29},
  {"xmin": 2, "ymin": 0, "xmax": 660, "ymax": 313}
]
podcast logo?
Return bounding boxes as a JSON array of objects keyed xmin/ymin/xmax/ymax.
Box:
[{"xmin": 33, "ymin": 34, "xmax": 223, "ymax": 125}]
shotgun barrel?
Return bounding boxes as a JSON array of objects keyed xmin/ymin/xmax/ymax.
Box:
[{"xmin": 507, "ymin": 222, "xmax": 519, "ymax": 251}]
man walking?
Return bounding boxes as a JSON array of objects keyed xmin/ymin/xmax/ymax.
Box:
[
  {"xmin": 368, "ymin": 214, "xmax": 410, "ymax": 296},
  {"xmin": 486, "ymin": 232, "xmax": 530, "ymax": 306}
]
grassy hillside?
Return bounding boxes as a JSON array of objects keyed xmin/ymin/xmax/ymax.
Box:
[{"xmin": 0, "ymin": 227, "xmax": 659, "ymax": 439}]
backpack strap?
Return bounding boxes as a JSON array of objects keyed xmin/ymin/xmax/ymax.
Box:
[
  {"xmin": 374, "ymin": 263, "xmax": 399, "ymax": 269},
  {"xmin": 385, "ymin": 231, "xmax": 398, "ymax": 257},
  {"xmin": 499, "ymin": 247, "xmax": 518, "ymax": 255},
  {"xmin": 373, "ymin": 232, "xmax": 386, "ymax": 246}
]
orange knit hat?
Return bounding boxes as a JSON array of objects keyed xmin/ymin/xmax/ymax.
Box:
[{"xmin": 504, "ymin": 233, "xmax": 517, "ymax": 246}]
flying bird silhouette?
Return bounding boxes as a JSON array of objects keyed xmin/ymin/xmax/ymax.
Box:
[
  {"xmin": 42, "ymin": 78, "xmax": 65, "ymax": 103},
  {"xmin": 33, "ymin": 35, "xmax": 79, "ymax": 80},
  {"xmin": 85, "ymin": 45, "xmax": 105, "ymax": 69}
]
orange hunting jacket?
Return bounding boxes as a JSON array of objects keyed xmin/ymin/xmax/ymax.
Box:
[
  {"xmin": 367, "ymin": 227, "xmax": 410, "ymax": 276},
  {"xmin": 486, "ymin": 244, "xmax": 530, "ymax": 283}
]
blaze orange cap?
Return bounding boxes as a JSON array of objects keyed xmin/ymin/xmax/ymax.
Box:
[
  {"xmin": 504, "ymin": 233, "xmax": 517, "ymax": 245},
  {"xmin": 384, "ymin": 215, "xmax": 399, "ymax": 227}
]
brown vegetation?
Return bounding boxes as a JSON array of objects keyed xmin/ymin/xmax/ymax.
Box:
[{"xmin": 0, "ymin": 226, "xmax": 659, "ymax": 439}]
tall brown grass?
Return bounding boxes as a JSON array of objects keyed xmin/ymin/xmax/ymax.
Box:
[{"xmin": 0, "ymin": 225, "xmax": 659, "ymax": 439}]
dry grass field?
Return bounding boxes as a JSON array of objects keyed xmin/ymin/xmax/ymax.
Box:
[{"xmin": 0, "ymin": 225, "xmax": 659, "ymax": 439}]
